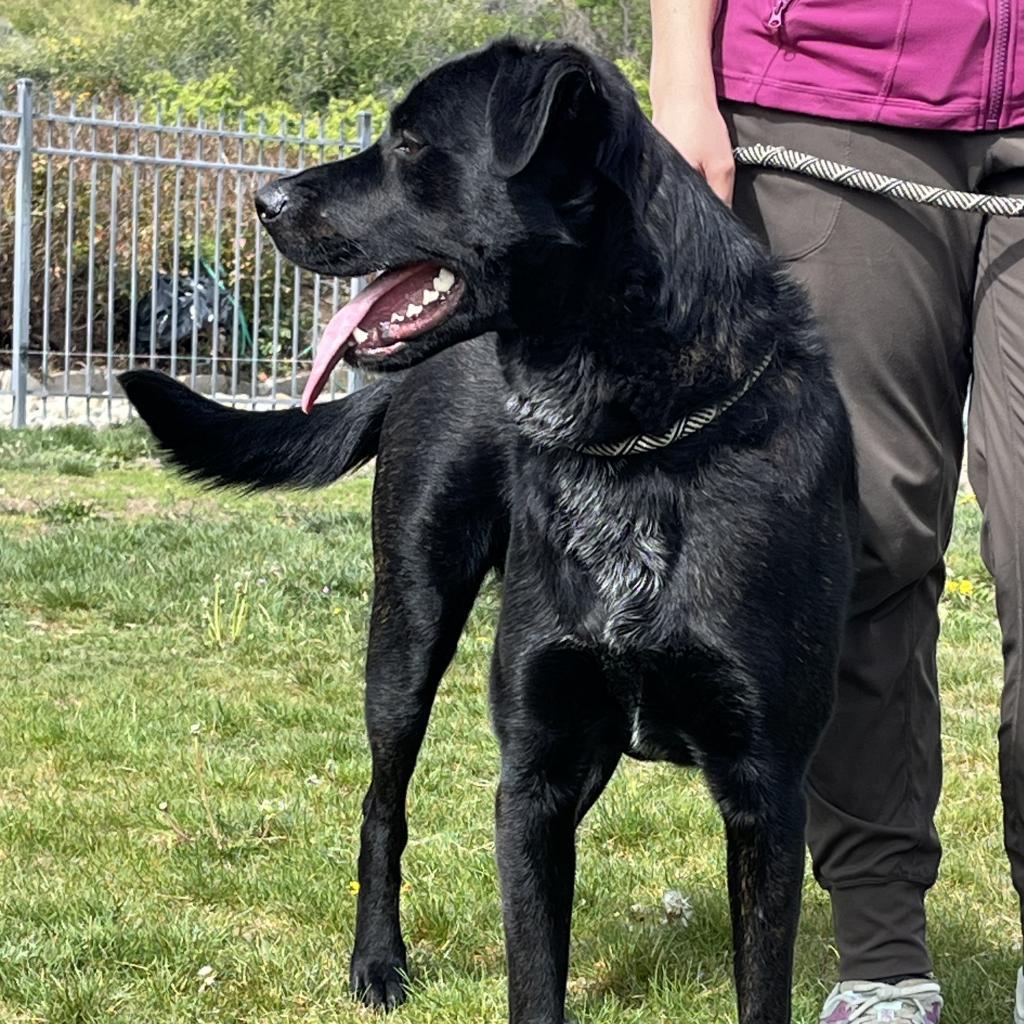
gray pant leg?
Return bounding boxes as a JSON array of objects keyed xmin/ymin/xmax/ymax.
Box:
[
  {"xmin": 969, "ymin": 157, "xmax": 1024, "ymax": 939},
  {"xmin": 724, "ymin": 103, "xmax": 977, "ymax": 980}
]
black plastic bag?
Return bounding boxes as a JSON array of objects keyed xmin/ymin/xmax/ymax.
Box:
[{"xmin": 134, "ymin": 267, "xmax": 242, "ymax": 354}]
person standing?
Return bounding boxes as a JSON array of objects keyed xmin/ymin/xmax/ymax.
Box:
[{"xmin": 650, "ymin": 1, "xmax": 1024, "ymax": 1021}]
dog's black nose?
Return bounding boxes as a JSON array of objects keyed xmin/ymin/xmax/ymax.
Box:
[{"xmin": 255, "ymin": 183, "xmax": 288, "ymax": 222}]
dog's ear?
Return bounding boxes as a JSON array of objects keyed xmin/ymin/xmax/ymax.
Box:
[
  {"xmin": 487, "ymin": 49, "xmax": 596, "ymax": 179},
  {"xmin": 487, "ymin": 46, "xmax": 651, "ymax": 207}
]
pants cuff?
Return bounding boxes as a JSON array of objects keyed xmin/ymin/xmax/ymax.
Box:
[{"xmin": 831, "ymin": 882, "xmax": 933, "ymax": 981}]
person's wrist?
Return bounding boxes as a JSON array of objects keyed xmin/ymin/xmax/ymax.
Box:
[
  {"xmin": 651, "ymin": 97, "xmax": 723, "ymax": 134},
  {"xmin": 649, "ymin": 74, "xmax": 720, "ymax": 118}
]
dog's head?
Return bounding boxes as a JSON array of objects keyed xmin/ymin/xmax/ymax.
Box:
[{"xmin": 255, "ymin": 39, "xmax": 652, "ymax": 411}]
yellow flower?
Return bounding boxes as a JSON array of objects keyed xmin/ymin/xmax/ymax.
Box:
[
  {"xmin": 945, "ymin": 576, "xmax": 975, "ymax": 597},
  {"xmin": 349, "ymin": 880, "xmax": 360, "ymax": 895}
]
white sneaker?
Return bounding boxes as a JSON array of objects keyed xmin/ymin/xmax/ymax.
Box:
[
  {"xmin": 1014, "ymin": 967, "xmax": 1024, "ymax": 1024},
  {"xmin": 818, "ymin": 978, "xmax": 942, "ymax": 1023}
]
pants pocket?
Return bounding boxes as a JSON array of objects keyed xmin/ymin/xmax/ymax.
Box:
[{"xmin": 723, "ymin": 100, "xmax": 851, "ymax": 261}]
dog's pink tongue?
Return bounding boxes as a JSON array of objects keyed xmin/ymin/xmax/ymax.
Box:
[{"xmin": 301, "ymin": 264, "xmax": 426, "ymax": 413}]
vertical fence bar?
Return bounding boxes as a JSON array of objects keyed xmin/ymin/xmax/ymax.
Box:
[
  {"xmin": 250, "ymin": 113, "xmax": 266, "ymax": 403},
  {"xmin": 170, "ymin": 106, "xmax": 184, "ymax": 377},
  {"xmin": 269, "ymin": 113, "xmax": 287, "ymax": 406},
  {"xmin": 63, "ymin": 100, "xmax": 77, "ymax": 419},
  {"xmin": 346, "ymin": 111, "xmax": 373, "ymax": 397},
  {"xmin": 189, "ymin": 111, "xmax": 205, "ymax": 389},
  {"xmin": 128, "ymin": 100, "xmax": 141, "ymax": 372},
  {"xmin": 230, "ymin": 111, "xmax": 245, "ymax": 400},
  {"xmin": 149, "ymin": 103, "xmax": 163, "ymax": 367},
  {"xmin": 10, "ymin": 79, "xmax": 33, "ymax": 428},
  {"xmin": 84, "ymin": 99, "xmax": 99, "ymax": 421},
  {"xmin": 210, "ymin": 111, "xmax": 225, "ymax": 397},
  {"xmin": 290, "ymin": 113, "xmax": 306, "ymax": 399},
  {"xmin": 105, "ymin": 98, "xmax": 122, "ymax": 422},
  {"xmin": 40, "ymin": 95, "xmax": 55, "ymax": 421}
]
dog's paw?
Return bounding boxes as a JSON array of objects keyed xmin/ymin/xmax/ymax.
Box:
[{"xmin": 349, "ymin": 949, "xmax": 409, "ymax": 1011}]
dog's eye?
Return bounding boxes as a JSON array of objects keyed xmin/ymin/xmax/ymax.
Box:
[{"xmin": 394, "ymin": 131, "xmax": 425, "ymax": 157}]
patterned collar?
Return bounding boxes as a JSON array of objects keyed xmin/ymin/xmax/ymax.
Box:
[{"xmin": 576, "ymin": 348, "xmax": 775, "ymax": 457}]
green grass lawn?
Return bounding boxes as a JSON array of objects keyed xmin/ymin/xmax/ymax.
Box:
[{"xmin": 0, "ymin": 424, "xmax": 1016, "ymax": 1023}]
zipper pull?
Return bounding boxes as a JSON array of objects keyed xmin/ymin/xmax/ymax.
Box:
[{"xmin": 766, "ymin": 0, "xmax": 792, "ymax": 32}]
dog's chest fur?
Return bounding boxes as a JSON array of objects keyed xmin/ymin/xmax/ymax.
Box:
[
  {"xmin": 546, "ymin": 460, "xmax": 738, "ymax": 766},
  {"xmin": 550, "ymin": 460, "xmax": 677, "ymax": 650}
]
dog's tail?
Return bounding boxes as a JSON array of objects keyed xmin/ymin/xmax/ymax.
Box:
[{"xmin": 119, "ymin": 370, "xmax": 396, "ymax": 490}]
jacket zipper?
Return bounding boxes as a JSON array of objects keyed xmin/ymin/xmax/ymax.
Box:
[
  {"xmin": 766, "ymin": 0, "xmax": 795, "ymax": 33},
  {"xmin": 987, "ymin": 0, "xmax": 1012, "ymax": 128}
]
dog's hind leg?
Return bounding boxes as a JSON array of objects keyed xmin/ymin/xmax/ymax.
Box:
[
  {"xmin": 491, "ymin": 646, "xmax": 623, "ymax": 1024},
  {"xmin": 349, "ymin": 536, "xmax": 498, "ymax": 1010},
  {"xmin": 706, "ymin": 759, "xmax": 807, "ymax": 1024}
]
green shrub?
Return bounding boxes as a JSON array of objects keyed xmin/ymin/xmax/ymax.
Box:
[{"xmin": 1, "ymin": 0, "xmax": 652, "ymax": 116}]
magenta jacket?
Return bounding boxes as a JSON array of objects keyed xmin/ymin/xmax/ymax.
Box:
[{"xmin": 712, "ymin": 0, "xmax": 1023, "ymax": 132}]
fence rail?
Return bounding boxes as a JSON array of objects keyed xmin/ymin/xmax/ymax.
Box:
[{"xmin": 1, "ymin": 79, "xmax": 372, "ymax": 427}]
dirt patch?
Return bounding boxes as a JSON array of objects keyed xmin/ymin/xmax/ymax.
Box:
[
  {"xmin": 0, "ymin": 496, "xmax": 38, "ymax": 515},
  {"xmin": 122, "ymin": 496, "xmax": 233, "ymax": 521}
]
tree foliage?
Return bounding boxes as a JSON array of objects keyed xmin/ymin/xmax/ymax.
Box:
[{"xmin": 1, "ymin": 0, "xmax": 651, "ymax": 117}]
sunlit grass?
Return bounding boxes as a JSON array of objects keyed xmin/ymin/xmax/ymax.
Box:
[{"xmin": 0, "ymin": 427, "xmax": 1016, "ymax": 1022}]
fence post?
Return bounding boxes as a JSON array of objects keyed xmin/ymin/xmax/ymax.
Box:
[
  {"xmin": 347, "ymin": 111, "xmax": 373, "ymax": 395},
  {"xmin": 11, "ymin": 78, "xmax": 33, "ymax": 428}
]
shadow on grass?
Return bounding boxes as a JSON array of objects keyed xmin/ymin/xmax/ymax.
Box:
[{"xmin": 403, "ymin": 879, "xmax": 1021, "ymax": 1019}]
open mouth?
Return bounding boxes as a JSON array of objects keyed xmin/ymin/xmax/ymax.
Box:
[{"xmin": 302, "ymin": 262, "xmax": 464, "ymax": 412}]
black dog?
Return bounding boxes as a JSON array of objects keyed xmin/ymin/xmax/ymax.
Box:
[{"xmin": 122, "ymin": 39, "xmax": 857, "ymax": 1024}]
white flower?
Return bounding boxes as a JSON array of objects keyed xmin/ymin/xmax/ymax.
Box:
[{"xmin": 661, "ymin": 889, "xmax": 693, "ymax": 926}]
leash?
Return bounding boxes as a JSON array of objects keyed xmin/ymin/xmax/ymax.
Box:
[
  {"xmin": 577, "ymin": 347, "xmax": 775, "ymax": 457},
  {"xmin": 733, "ymin": 143, "xmax": 1024, "ymax": 217}
]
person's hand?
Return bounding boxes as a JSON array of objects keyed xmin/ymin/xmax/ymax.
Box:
[{"xmin": 652, "ymin": 98, "xmax": 735, "ymax": 206}]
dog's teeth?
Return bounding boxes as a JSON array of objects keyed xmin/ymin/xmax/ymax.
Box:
[
  {"xmin": 352, "ymin": 327, "xmax": 369, "ymax": 343},
  {"xmin": 422, "ymin": 289, "xmax": 439, "ymax": 304},
  {"xmin": 390, "ymin": 312, "xmax": 402, "ymax": 323},
  {"xmin": 406, "ymin": 303, "xmax": 423, "ymax": 316},
  {"xmin": 435, "ymin": 268, "xmax": 455, "ymax": 292}
]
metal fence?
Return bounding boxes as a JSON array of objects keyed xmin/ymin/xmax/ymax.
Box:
[{"xmin": 0, "ymin": 79, "xmax": 372, "ymax": 427}]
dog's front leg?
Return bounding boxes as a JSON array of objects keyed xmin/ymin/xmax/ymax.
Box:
[
  {"xmin": 492, "ymin": 645, "xmax": 621, "ymax": 1024},
  {"xmin": 350, "ymin": 567, "xmax": 487, "ymax": 1010},
  {"xmin": 707, "ymin": 759, "xmax": 807, "ymax": 1024}
]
